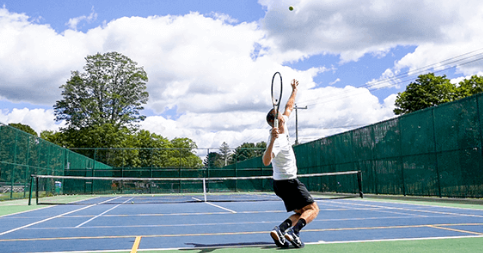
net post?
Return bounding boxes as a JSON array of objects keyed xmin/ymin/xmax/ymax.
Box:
[
  {"xmin": 35, "ymin": 176, "xmax": 39, "ymax": 205},
  {"xmin": 28, "ymin": 174, "xmax": 34, "ymax": 205},
  {"xmin": 357, "ymin": 171, "xmax": 364, "ymax": 198},
  {"xmin": 203, "ymin": 178, "xmax": 207, "ymax": 202}
]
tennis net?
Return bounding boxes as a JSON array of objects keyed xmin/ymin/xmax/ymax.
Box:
[{"xmin": 29, "ymin": 171, "xmax": 363, "ymax": 205}]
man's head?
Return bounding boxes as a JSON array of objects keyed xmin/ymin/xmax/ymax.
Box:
[{"xmin": 266, "ymin": 109, "xmax": 283, "ymax": 127}]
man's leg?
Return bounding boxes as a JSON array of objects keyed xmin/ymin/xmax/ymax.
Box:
[
  {"xmin": 270, "ymin": 219, "xmax": 291, "ymax": 248},
  {"xmin": 285, "ymin": 202, "xmax": 319, "ymax": 248}
]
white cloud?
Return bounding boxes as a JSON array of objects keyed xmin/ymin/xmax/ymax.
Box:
[
  {"xmin": 329, "ymin": 78, "xmax": 340, "ymax": 86},
  {"xmin": 296, "ymin": 86, "xmax": 395, "ymax": 134},
  {"xmin": 0, "ymin": 108, "xmax": 65, "ymax": 135},
  {"xmin": 66, "ymin": 7, "xmax": 97, "ymax": 30},
  {"xmin": 0, "ymin": 7, "xmax": 89, "ymax": 104}
]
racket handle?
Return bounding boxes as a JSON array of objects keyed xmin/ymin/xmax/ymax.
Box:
[{"xmin": 274, "ymin": 119, "xmax": 278, "ymax": 128}]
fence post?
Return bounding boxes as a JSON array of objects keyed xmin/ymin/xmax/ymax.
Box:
[
  {"xmin": 35, "ymin": 176, "xmax": 39, "ymax": 205},
  {"xmin": 24, "ymin": 136, "xmax": 31, "ymax": 198},
  {"xmin": 357, "ymin": 171, "xmax": 364, "ymax": 198},
  {"xmin": 10, "ymin": 130, "xmax": 19, "ymax": 199},
  {"xmin": 431, "ymin": 108, "xmax": 442, "ymax": 198},
  {"xmin": 28, "ymin": 175, "xmax": 34, "ymax": 205},
  {"xmin": 397, "ymin": 118, "xmax": 406, "ymax": 196}
]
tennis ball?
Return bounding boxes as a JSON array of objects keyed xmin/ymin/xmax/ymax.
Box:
[
  {"xmin": 131, "ymin": 201, "xmax": 134, "ymax": 204},
  {"xmin": 289, "ymin": 6, "xmax": 294, "ymax": 11}
]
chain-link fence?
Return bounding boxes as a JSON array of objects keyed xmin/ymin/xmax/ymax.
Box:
[{"xmin": 0, "ymin": 124, "xmax": 111, "ymax": 201}]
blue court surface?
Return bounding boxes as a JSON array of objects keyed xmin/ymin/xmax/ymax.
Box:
[{"xmin": 1, "ymin": 197, "xmax": 483, "ymax": 252}]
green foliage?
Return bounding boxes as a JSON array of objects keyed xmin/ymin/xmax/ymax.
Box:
[
  {"xmin": 394, "ymin": 73, "xmax": 483, "ymax": 115},
  {"xmin": 42, "ymin": 124, "xmax": 131, "ymax": 149},
  {"xmin": 219, "ymin": 142, "xmax": 232, "ymax": 166},
  {"xmin": 54, "ymin": 52, "xmax": 149, "ymax": 130},
  {"xmin": 394, "ymin": 73, "xmax": 456, "ymax": 115},
  {"xmin": 41, "ymin": 125, "xmax": 202, "ymax": 169},
  {"xmin": 166, "ymin": 138, "xmax": 202, "ymax": 168},
  {"xmin": 232, "ymin": 142, "xmax": 267, "ymax": 163},
  {"xmin": 8, "ymin": 123, "xmax": 37, "ymax": 136},
  {"xmin": 203, "ymin": 141, "xmax": 267, "ymax": 168},
  {"xmin": 40, "ymin": 130, "xmax": 70, "ymax": 148},
  {"xmin": 204, "ymin": 152, "xmax": 224, "ymax": 168},
  {"xmin": 456, "ymin": 75, "xmax": 483, "ymax": 98}
]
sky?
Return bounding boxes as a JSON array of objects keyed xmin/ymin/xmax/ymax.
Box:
[{"xmin": 1, "ymin": 0, "xmax": 483, "ymax": 150}]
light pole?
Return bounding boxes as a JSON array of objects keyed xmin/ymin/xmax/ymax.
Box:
[{"xmin": 294, "ymin": 104, "xmax": 307, "ymax": 145}]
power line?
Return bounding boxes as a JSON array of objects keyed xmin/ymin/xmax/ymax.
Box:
[{"xmin": 298, "ymin": 48, "xmax": 483, "ymax": 107}]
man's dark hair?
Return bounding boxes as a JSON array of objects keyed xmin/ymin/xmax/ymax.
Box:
[{"xmin": 266, "ymin": 109, "xmax": 275, "ymax": 126}]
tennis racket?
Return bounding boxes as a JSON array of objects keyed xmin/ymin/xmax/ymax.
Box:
[{"xmin": 271, "ymin": 72, "xmax": 283, "ymax": 128}]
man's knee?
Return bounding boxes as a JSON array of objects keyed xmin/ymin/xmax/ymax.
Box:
[
  {"xmin": 297, "ymin": 202, "xmax": 319, "ymax": 214},
  {"xmin": 311, "ymin": 202, "xmax": 319, "ymax": 215},
  {"xmin": 305, "ymin": 202, "xmax": 318, "ymax": 212},
  {"xmin": 294, "ymin": 202, "xmax": 319, "ymax": 215}
]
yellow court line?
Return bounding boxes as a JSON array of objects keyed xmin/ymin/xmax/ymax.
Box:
[
  {"xmin": 130, "ymin": 236, "xmax": 142, "ymax": 253},
  {"xmin": 428, "ymin": 225, "xmax": 483, "ymax": 235}
]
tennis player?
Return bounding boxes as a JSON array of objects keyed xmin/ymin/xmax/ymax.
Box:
[{"xmin": 262, "ymin": 79, "xmax": 319, "ymax": 248}]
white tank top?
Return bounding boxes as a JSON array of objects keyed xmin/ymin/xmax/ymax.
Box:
[{"xmin": 267, "ymin": 115, "xmax": 297, "ymax": 180}]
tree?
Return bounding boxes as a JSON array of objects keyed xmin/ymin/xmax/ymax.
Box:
[
  {"xmin": 42, "ymin": 127, "xmax": 203, "ymax": 169},
  {"xmin": 456, "ymin": 75, "xmax": 483, "ymax": 98},
  {"xmin": 41, "ymin": 130, "xmax": 71, "ymax": 147},
  {"xmin": 168, "ymin": 138, "xmax": 203, "ymax": 168},
  {"xmin": 8, "ymin": 123, "xmax": 37, "ymax": 136},
  {"xmin": 42, "ymin": 124, "xmax": 131, "ymax": 149},
  {"xmin": 54, "ymin": 52, "xmax": 149, "ymax": 130},
  {"xmin": 393, "ymin": 73, "xmax": 457, "ymax": 115},
  {"xmin": 121, "ymin": 130, "xmax": 171, "ymax": 168},
  {"xmin": 232, "ymin": 142, "xmax": 267, "ymax": 162},
  {"xmin": 203, "ymin": 152, "xmax": 224, "ymax": 168},
  {"xmin": 219, "ymin": 142, "xmax": 232, "ymax": 166}
]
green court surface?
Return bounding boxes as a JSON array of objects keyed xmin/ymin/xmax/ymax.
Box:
[
  {"xmin": 0, "ymin": 199, "xmax": 46, "ymax": 216},
  {"xmin": 141, "ymin": 237, "xmax": 483, "ymax": 253}
]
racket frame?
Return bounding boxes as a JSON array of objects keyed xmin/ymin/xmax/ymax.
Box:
[{"xmin": 271, "ymin": 72, "xmax": 283, "ymax": 128}]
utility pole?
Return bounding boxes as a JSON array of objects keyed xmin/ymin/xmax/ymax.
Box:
[{"xmin": 294, "ymin": 104, "xmax": 307, "ymax": 145}]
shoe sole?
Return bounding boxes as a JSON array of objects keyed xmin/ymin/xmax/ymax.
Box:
[
  {"xmin": 285, "ymin": 234, "xmax": 304, "ymax": 248},
  {"xmin": 270, "ymin": 231, "xmax": 289, "ymax": 248}
]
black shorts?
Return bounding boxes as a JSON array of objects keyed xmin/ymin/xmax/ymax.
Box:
[{"xmin": 273, "ymin": 178, "xmax": 315, "ymax": 212}]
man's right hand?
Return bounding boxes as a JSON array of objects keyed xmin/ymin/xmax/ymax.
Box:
[{"xmin": 271, "ymin": 127, "xmax": 280, "ymax": 141}]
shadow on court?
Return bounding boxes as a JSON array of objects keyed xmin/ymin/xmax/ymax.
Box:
[{"xmin": 181, "ymin": 242, "xmax": 276, "ymax": 252}]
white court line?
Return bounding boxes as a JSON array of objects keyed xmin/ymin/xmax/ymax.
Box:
[
  {"xmin": 321, "ymin": 201, "xmax": 427, "ymax": 217},
  {"xmin": 204, "ymin": 202, "xmax": 237, "ymax": 213},
  {"xmin": 0, "ymin": 197, "xmax": 123, "ymax": 236},
  {"xmin": 191, "ymin": 197, "xmax": 237, "ymax": 213},
  {"xmin": 329, "ymin": 201, "xmax": 483, "ymax": 218},
  {"xmin": 75, "ymin": 197, "xmax": 132, "ymax": 228}
]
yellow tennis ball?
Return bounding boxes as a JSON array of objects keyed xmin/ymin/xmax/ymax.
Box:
[{"xmin": 289, "ymin": 6, "xmax": 294, "ymax": 11}]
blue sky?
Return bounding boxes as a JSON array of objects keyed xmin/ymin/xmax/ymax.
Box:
[
  {"xmin": 1, "ymin": 0, "xmax": 483, "ymax": 149},
  {"xmin": 3, "ymin": 1, "xmax": 266, "ymax": 32}
]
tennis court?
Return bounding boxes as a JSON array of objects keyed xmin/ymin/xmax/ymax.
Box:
[{"xmin": 1, "ymin": 194, "xmax": 483, "ymax": 253}]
